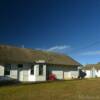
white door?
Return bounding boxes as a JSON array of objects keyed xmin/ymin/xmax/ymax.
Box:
[{"xmin": 18, "ymin": 68, "xmax": 23, "ymax": 81}]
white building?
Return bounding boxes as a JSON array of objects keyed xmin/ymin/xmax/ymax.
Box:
[
  {"xmin": 82, "ymin": 64, "xmax": 100, "ymax": 78},
  {"xmin": 0, "ymin": 45, "xmax": 81, "ymax": 82}
]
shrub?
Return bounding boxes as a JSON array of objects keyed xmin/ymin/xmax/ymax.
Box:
[{"xmin": 49, "ymin": 73, "xmax": 56, "ymax": 80}]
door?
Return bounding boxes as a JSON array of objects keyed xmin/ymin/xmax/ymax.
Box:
[{"xmin": 17, "ymin": 68, "xmax": 23, "ymax": 81}]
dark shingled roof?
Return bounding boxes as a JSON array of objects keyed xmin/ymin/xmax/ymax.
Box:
[
  {"xmin": 0, "ymin": 45, "xmax": 81, "ymax": 66},
  {"xmin": 83, "ymin": 64, "xmax": 100, "ymax": 70}
]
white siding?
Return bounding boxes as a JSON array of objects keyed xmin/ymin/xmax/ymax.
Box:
[
  {"xmin": 0, "ymin": 65, "xmax": 4, "ymax": 76},
  {"xmin": 0, "ymin": 64, "xmax": 78, "ymax": 82},
  {"xmin": 84, "ymin": 70, "xmax": 91, "ymax": 78},
  {"xmin": 64, "ymin": 71, "xmax": 78, "ymax": 79},
  {"xmin": 19, "ymin": 64, "xmax": 30, "ymax": 82},
  {"xmin": 96, "ymin": 70, "xmax": 100, "ymax": 77},
  {"xmin": 10, "ymin": 64, "xmax": 18, "ymax": 79},
  {"xmin": 0, "ymin": 63, "xmax": 46, "ymax": 82},
  {"xmin": 28, "ymin": 64, "xmax": 36, "ymax": 82},
  {"xmin": 28, "ymin": 64, "xmax": 46, "ymax": 82},
  {"xmin": 22, "ymin": 70, "xmax": 29, "ymax": 81},
  {"xmin": 18, "ymin": 70, "xmax": 23, "ymax": 81},
  {"xmin": 71, "ymin": 71, "xmax": 79, "ymax": 78},
  {"xmin": 47, "ymin": 66, "xmax": 78, "ymax": 80},
  {"xmin": 10, "ymin": 64, "xmax": 30, "ymax": 81},
  {"xmin": 34, "ymin": 64, "xmax": 46, "ymax": 81},
  {"xmin": 64, "ymin": 71, "xmax": 71, "ymax": 79},
  {"xmin": 28, "ymin": 70, "xmax": 35, "ymax": 81},
  {"xmin": 52, "ymin": 70, "xmax": 63, "ymax": 79},
  {"xmin": 0, "ymin": 64, "xmax": 12, "ymax": 80},
  {"xmin": 83, "ymin": 69, "xmax": 97, "ymax": 78}
]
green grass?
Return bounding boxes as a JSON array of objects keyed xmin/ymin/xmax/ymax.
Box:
[{"xmin": 0, "ymin": 79, "xmax": 100, "ymax": 100}]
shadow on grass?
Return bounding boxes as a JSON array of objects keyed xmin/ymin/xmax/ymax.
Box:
[
  {"xmin": 0, "ymin": 78, "xmax": 85, "ymax": 87},
  {"xmin": 0, "ymin": 80, "xmax": 21, "ymax": 87}
]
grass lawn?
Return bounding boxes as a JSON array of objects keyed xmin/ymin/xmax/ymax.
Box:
[{"xmin": 0, "ymin": 79, "xmax": 100, "ymax": 100}]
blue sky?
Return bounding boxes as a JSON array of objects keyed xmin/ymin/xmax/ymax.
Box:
[{"xmin": 0, "ymin": 0, "xmax": 100, "ymax": 64}]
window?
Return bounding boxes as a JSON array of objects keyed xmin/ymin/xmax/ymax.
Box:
[
  {"xmin": 30, "ymin": 65, "xmax": 34, "ymax": 75},
  {"xmin": 39, "ymin": 65, "xmax": 43, "ymax": 75},
  {"xmin": 4, "ymin": 64, "xmax": 11, "ymax": 75},
  {"xmin": 18, "ymin": 64, "xmax": 23, "ymax": 68}
]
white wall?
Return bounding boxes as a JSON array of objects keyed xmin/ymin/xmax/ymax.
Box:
[
  {"xmin": 34, "ymin": 64, "xmax": 46, "ymax": 81},
  {"xmin": 52, "ymin": 70, "xmax": 63, "ymax": 79},
  {"xmin": 95, "ymin": 70, "xmax": 100, "ymax": 77},
  {"xmin": 9, "ymin": 64, "xmax": 29, "ymax": 81},
  {"xmin": 47, "ymin": 66, "xmax": 78, "ymax": 80},
  {"xmin": 83, "ymin": 69, "xmax": 100, "ymax": 78},
  {"xmin": 9, "ymin": 64, "xmax": 32, "ymax": 82},
  {"xmin": 0, "ymin": 65, "xmax": 5, "ymax": 81},
  {"xmin": 18, "ymin": 64, "xmax": 30, "ymax": 82},
  {"xmin": 28, "ymin": 64, "xmax": 46, "ymax": 82},
  {"xmin": 0, "ymin": 64, "xmax": 30, "ymax": 82},
  {"xmin": 0, "ymin": 64, "xmax": 12, "ymax": 80},
  {"xmin": 0, "ymin": 64, "xmax": 78, "ymax": 82},
  {"xmin": 28, "ymin": 64, "xmax": 36, "ymax": 82},
  {"xmin": 0, "ymin": 65, "xmax": 4, "ymax": 76},
  {"xmin": 10, "ymin": 64, "xmax": 18, "ymax": 79},
  {"xmin": 83, "ymin": 70, "xmax": 91, "ymax": 78},
  {"xmin": 0, "ymin": 63, "xmax": 46, "ymax": 82}
]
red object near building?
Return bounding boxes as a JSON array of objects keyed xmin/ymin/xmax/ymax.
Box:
[{"xmin": 49, "ymin": 73, "xmax": 56, "ymax": 80}]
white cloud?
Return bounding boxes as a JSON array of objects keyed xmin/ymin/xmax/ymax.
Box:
[
  {"xmin": 79, "ymin": 50, "xmax": 100, "ymax": 56},
  {"xmin": 47, "ymin": 45, "xmax": 71, "ymax": 51},
  {"xmin": 36, "ymin": 45, "xmax": 71, "ymax": 53}
]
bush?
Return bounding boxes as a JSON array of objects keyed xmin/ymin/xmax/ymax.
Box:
[{"xmin": 49, "ymin": 73, "xmax": 56, "ymax": 80}]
